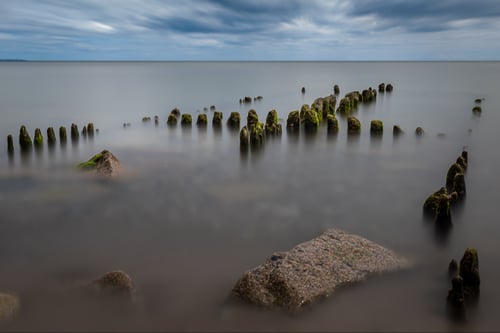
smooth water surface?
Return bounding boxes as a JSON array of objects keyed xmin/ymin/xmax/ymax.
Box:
[{"xmin": 0, "ymin": 62, "xmax": 499, "ymax": 331}]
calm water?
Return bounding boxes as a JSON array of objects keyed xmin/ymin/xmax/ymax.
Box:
[{"xmin": 0, "ymin": 62, "xmax": 499, "ymax": 331}]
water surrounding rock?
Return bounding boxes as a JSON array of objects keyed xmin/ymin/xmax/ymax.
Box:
[
  {"xmin": 18, "ymin": 125, "xmax": 33, "ymax": 153},
  {"xmin": 286, "ymin": 111, "xmax": 300, "ymax": 130},
  {"xmin": 347, "ymin": 116, "xmax": 361, "ymax": 134},
  {"xmin": 196, "ymin": 114, "xmax": 208, "ymax": 127},
  {"xmin": 77, "ymin": 150, "xmax": 121, "ymax": 177},
  {"xmin": 227, "ymin": 112, "xmax": 241, "ymax": 129},
  {"xmin": 0, "ymin": 292, "xmax": 20, "ymax": 320},
  {"xmin": 370, "ymin": 120, "xmax": 384, "ymax": 135},
  {"xmin": 232, "ymin": 228, "xmax": 408, "ymax": 312}
]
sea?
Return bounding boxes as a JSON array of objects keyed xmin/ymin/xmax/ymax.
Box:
[{"xmin": 0, "ymin": 61, "xmax": 499, "ymax": 331}]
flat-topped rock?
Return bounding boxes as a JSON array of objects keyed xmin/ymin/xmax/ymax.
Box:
[
  {"xmin": 232, "ymin": 228, "xmax": 408, "ymax": 312},
  {"xmin": 77, "ymin": 150, "xmax": 121, "ymax": 177}
]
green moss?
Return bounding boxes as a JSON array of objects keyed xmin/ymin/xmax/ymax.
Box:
[
  {"xmin": 327, "ymin": 114, "xmax": 339, "ymax": 133},
  {"xmin": 33, "ymin": 128, "xmax": 43, "ymax": 149},
  {"xmin": 77, "ymin": 152, "xmax": 104, "ymax": 170},
  {"xmin": 302, "ymin": 108, "xmax": 320, "ymax": 131},
  {"xmin": 337, "ymin": 97, "xmax": 352, "ymax": 115},
  {"xmin": 266, "ymin": 109, "xmax": 278, "ymax": 126},
  {"xmin": 18, "ymin": 125, "xmax": 33, "ymax": 152},
  {"xmin": 247, "ymin": 110, "xmax": 258, "ymax": 129},
  {"xmin": 250, "ymin": 122, "xmax": 265, "ymax": 147}
]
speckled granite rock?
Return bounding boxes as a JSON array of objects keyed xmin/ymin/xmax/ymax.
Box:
[{"xmin": 232, "ymin": 228, "xmax": 408, "ymax": 312}]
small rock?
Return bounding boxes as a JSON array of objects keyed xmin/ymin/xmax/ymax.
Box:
[
  {"xmin": 71, "ymin": 123, "xmax": 79, "ymax": 141},
  {"xmin": 327, "ymin": 114, "xmax": 339, "ymax": 133},
  {"xmin": 472, "ymin": 106, "xmax": 482, "ymax": 114},
  {"xmin": 386, "ymin": 83, "xmax": 394, "ymax": 92},
  {"xmin": 301, "ymin": 105, "xmax": 320, "ymax": 131},
  {"xmin": 378, "ymin": 83, "xmax": 385, "ymax": 93},
  {"xmin": 33, "ymin": 128, "xmax": 44, "ymax": 150},
  {"xmin": 250, "ymin": 122, "xmax": 265, "ymax": 148},
  {"xmin": 142, "ymin": 116, "xmax": 151, "ymax": 123},
  {"xmin": 88, "ymin": 270, "xmax": 134, "ymax": 301},
  {"xmin": 301, "ymin": 87, "xmax": 306, "ymax": 94},
  {"xmin": 240, "ymin": 126, "xmax": 249, "ymax": 148},
  {"xmin": 333, "ymin": 84, "xmax": 340, "ymax": 95},
  {"xmin": 393, "ymin": 125, "xmax": 404, "ymax": 137},
  {"xmin": 167, "ymin": 114, "xmax": 177, "ymax": 126},
  {"xmin": 87, "ymin": 123, "xmax": 95, "ymax": 137},
  {"xmin": 446, "ymin": 163, "xmax": 464, "ymax": 190},
  {"xmin": 59, "ymin": 126, "xmax": 67, "ymax": 144},
  {"xmin": 210, "ymin": 105, "xmax": 216, "ymax": 111},
  {"xmin": 170, "ymin": 108, "xmax": 181, "ymax": 118},
  {"xmin": 247, "ymin": 110, "xmax": 259, "ymax": 129},
  {"xmin": 7, "ymin": 134, "xmax": 14, "ymax": 156},
  {"xmin": 423, "ymin": 187, "xmax": 448, "ymax": 217}
]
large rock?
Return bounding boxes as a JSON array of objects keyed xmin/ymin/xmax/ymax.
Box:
[
  {"xmin": 77, "ymin": 150, "xmax": 121, "ymax": 177},
  {"xmin": 232, "ymin": 228, "xmax": 408, "ymax": 312},
  {"xmin": 0, "ymin": 292, "xmax": 20, "ymax": 320}
]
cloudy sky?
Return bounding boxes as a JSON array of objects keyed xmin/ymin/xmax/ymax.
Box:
[{"xmin": 1, "ymin": 0, "xmax": 499, "ymax": 60}]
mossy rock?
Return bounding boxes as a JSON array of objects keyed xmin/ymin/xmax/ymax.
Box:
[
  {"xmin": 447, "ymin": 276, "xmax": 466, "ymax": 320},
  {"xmin": 327, "ymin": 114, "xmax": 339, "ymax": 133},
  {"xmin": 299, "ymin": 104, "xmax": 310, "ymax": 119},
  {"xmin": 362, "ymin": 89, "xmax": 376, "ymax": 103},
  {"xmin": 452, "ymin": 173, "xmax": 466, "ymax": 199},
  {"xmin": 423, "ymin": 187, "xmax": 448, "ymax": 217},
  {"xmin": 247, "ymin": 109, "xmax": 258, "ymax": 129},
  {"xmin": 446, "ymin": 163, "xmax": 464, "ymax": 190},
  {"xmin": 265, "ymin": 123, "xmax": 282, "ymax": 136},
  {"xmin": 77, "ymin": 150, "xmax": 121, "ymax": 177},
  {"xmin": 472, "ymin": 106, "xmax": 482, "ymax": 114},
  {"xmin": 227, "ymin": 112, "xmax": 241, "ymax": 128},
  {"xmin": 456, "ymin": 156, "xmax": 467, "ymax": 171},
  {"xmin": 347, "ymin": 116, "xmax": 361, "ymax": 134},
  {"xmin": 181, "ymin": 114, "xmax": 192, "ymax": 126},
  {"xmin": 77, "ymin": 151, "xmax": 105, "ymax": 170},
  {"xmin": 393, "ymin": 125, "xmax": 404, "ymax": 136},
  {"xmin": 286, "ymin": 111, "xmax": 300, "ymax": 129},
  {"xmin": 167, "ymin": 114, "xmax": 177, "ymax": 126},
  {"xmin": 461, "ymin": 151, "xmax": 468, "ymax": 165},
  {"xmin": 18, "ymin": 125, "xmax": 33, "ymax": 152},
  {"xmin": 459, "ymin": 248, "xmax": 480, "ymax": 299},
  {"xmin": 196, "ymin": 114, "xmax": 208, "ymax": 126},
  {"xmin": 47, "ymin": 127, "xmax": 56, "ymax": 146},
  {"xmin": 337, "ymin": 97, "xmax": 352, "ymax": 115},
  {"xmin": 436, "ymin": 193, "xmax": 452, "ymax": 226},
  {"xmin": 266, "ymin": 109, "xmax": 278, "ymax": 126},
  {"xmin": 213, "ymin": 111, "xmax": 223, "ymax": 127},
  {"xmin": 370, "ymin": 120, "xmax": 383, "ymax": 135}
]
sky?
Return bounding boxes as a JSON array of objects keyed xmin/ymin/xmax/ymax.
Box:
[{"xmin": 0, "ymin": 0, "xmax": 499, "ymax": 60}]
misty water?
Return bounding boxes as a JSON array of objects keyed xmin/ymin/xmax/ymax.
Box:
[{"xmin": 0, "ymin": 62, "xmax": 499, "ymax": 331}]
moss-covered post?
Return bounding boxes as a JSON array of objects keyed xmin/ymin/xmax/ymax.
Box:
[
  {"xmin": 247, "ymin": 109, "xmax": 258, "ymax": 129},
  {"xmin": 370, "ymin": 120, "xmax": 384, "ymax": 136},
  {"xmin": 59, "ymin": 126, "xmax": 67, "ymax": 145},
  {"xmin": 213, "ymin": 111, "xmax": 223, "ymax": 128},
  {"xmin": 7, "ymin": 134, "xmax": 14, "ymax": 156},
  {"xmin": 47, "ymin": 127, "xmax": 56, "ymax": 147},
  {"xmin": 265, "ymin": 109, "xmax": 281, "ymax": 136},
  {"xmin": 196, "ymin": 114, "xmax": 208, "ymax": 127},
  {"xmin": 447, "ymin": 276, "xmax": 466, "ymax": 321},
  {"xmin": 459, "ymin": 247, "xmax": 480, "ymax": 301},
  {"xmin": 87, "ymin": 123, "xmax": 95, "ymax": 137},
  {"xmin": 181, "ymin": 114, "xmax": 192, "ymax": 126},
  {"xmin": 286, "ymin": 111, "xmax": 300, "ymax": 131},
  {"xmin": 167, "ymin": 114, "xmax": 177, "ymax": 126},
  {"xmin": 71, "ymin": 123, "xmax": 79, "ymax": 142},
  {"xmin": 227, "ymin": 112, "xmax": 241, "ymax": 129},
  {"xmin": 327, "ymin": 114, "xmax": 339, "ymax": 134},
  {"xmin": 347, "ymin": 116, "xmax": 361, "ymax": 135},
  {"xmin": 250, "ymin": 122, "xmax": 265, "ymax": 148},
  {"xmin": 19, "ymin": 125, "xmax": 33, "ymax": 153},
  {"xmin": 33, "ymin": 128, "xmax": 43, "ymax": 154}
]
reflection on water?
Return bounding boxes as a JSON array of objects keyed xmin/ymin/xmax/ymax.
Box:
[{"xmin": 1, "ymin": 62, "xmax": 500, "ymax": 331}]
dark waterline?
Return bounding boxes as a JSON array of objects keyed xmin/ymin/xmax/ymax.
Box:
[{"xmin": 0, "ymin": 62, "xmax": 499, "ymax": 331}]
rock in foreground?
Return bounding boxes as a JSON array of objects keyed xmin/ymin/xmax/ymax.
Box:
[
  {"xmin": 232, "ymin": 228, "xmax": 408, "ymax": 312},
  {"xmin": 77, "ymin": 150, "xmax": 121, "ymax": 177}
]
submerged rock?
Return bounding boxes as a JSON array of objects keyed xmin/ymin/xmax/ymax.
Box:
[
  {"xmin": 286, "ymin": 111, "xmax": 300, "ymax": 130},
  {"xmin": 337, "ymin": 97, "xmax": 352, "ymax": 115},
  {"xmin": 301, "ymin": 87, "xmax": 306, "ymax": 94},
  {"xmin": 77, "ymin": 150, "xmax": 121, "ymax": 177},
  {"xmin": 232, "ymin": 228, "xmax": 408, "ymax": 312},
  {"xmin": 87, "ymin": 123, "xmax": 95, "ymax": 137},
  {"xmin": 0, "ymin": 292, "xmax": 20, "ymax": 320},
  {"xmin": 472, "ymin": 106, "xmax": 482, "ymax": 114},
  {"xmin": 18, "ymin": 125, "xmax": 33, "ymax": 153},
  {"xmin": 167, "ymin": 114, "xmax": 177, "ymax": 126},
  {"xmin": 301, "ymin": 105, "xmax": 319, "ymax": 131}
]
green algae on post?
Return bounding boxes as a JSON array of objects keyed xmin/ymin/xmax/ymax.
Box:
[
  {"xmin": 213, "ymin": 111, "xmax": 223, "ymax": 127},
  {"xmin": 196, "ymin": 114, "xmax": 208, "ymax": 127},
  {"xmin": 227, "ymin": 112, "xmax": 241, "ymax": 129},
  {"xmin": 18, "ymin": 125, "xmax": 33, "ymax": 153},
  {"xmin": 370, "ymin": 120, "xmax": 384, "ymax": 135}
]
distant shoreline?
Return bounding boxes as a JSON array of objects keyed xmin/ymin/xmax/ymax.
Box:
[{"xmin": 0, "ymin": 59, "xmax": 27, "ymax": 62}]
